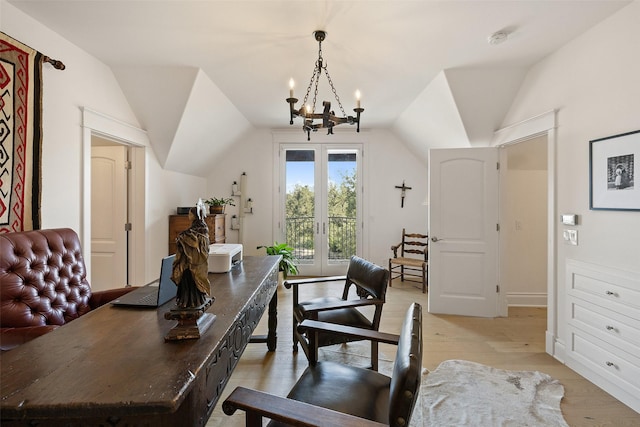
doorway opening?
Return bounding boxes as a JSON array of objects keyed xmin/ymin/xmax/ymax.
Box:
[
  {"xmin": 81, "ymin": 108, "xmax": 148, "ymax": 290},
  {"xmin": 500, "ymin": 136, "xmax": 548, "ymax": 308}
]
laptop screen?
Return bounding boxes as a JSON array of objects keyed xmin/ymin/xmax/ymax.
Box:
[{"xmin": 157, "ymin": 254, "xmax": 177, "ymax": 305}]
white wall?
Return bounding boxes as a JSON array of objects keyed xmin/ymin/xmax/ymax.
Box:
[
  {"xmin": 206, "ymin": 128, "xmax": 429, "ymax": 270},
  {"xmin": 2, "ymin": 2, "xmax": 207, "ymax": 284},
  {"xmin": 504, "ymin": 168, "xmax": 547, "ymax": 304},
  {"xmin": 500, "ymin": 1, "xmax": 640, "ymax": 344}
]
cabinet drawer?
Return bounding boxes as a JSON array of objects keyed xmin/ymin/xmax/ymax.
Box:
[
  {"xmin": 569, "ymin": 297, "xmax": 640, "ymax": 354},
  {"xmin": 567, "ymin": 265, "xmax": 640, "ymax": 317},
  {"xmin": 212, "ymin": 215, "xmax": 225, "ymax": 234},
  {"xmin": 568, "ymin": 328, "xmax": 640, "ymax": 392}
]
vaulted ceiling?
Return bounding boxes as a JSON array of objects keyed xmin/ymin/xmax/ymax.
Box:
[{"xmin": 9, "ymin": 0, "xmax": 630, "ymax": 176}]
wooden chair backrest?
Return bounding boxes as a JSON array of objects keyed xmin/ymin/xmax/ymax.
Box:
[{"xmin": 400, "ymin": 229, "xmax": 428, "ymax": 260}]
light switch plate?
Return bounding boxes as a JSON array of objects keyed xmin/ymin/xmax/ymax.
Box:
[
  {"xmin": 563, "ymin": 229, "xmax": 578, "ymax": 245},
  {"xmin": 561, "ymin": 214, "xmax": 577, "ymax": 225}
]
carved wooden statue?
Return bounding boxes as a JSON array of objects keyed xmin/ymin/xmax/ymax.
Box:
[
  {"xmin": 165, "ymin": 199, "xmax": 216, "ymax": 341},
  {"xmin": 171, "ymin": 200, "xmax": 212, "ymax": 308}
]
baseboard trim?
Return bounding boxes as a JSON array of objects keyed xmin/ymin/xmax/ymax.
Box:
[{"xmin": 507, "ymin": 292, "xmax": 547, "ymax": 307}]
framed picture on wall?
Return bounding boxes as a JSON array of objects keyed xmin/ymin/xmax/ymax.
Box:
[{"xmin": 589, "ymin": 130, "xmax": 640, "ymax": 211}]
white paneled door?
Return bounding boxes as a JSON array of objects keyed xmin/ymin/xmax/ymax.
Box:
[
  {"xmin": 91, "ymin": 145, "xmax": 128, "ymax": 291},
  {"xmin": 428, "ymin": 148, "xmax": 500, "ymax": 317}
]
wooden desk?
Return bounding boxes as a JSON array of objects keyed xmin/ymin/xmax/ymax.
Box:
[{"xmin": 0, "ymin": 256, "xmax": 280, "ymax": 426}]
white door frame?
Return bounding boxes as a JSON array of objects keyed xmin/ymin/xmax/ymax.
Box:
[
  {"xmin": 81, "ymin": 107, "xmax": 149, "ymax": 287},
  {"xmin": 492, "ymin": 110, "xmax": 558, "ymax": 357}
]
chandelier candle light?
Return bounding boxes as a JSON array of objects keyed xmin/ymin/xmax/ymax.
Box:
[{"xmin": 286, "ymin": 30, "xmax": 364, "ymax": 141}]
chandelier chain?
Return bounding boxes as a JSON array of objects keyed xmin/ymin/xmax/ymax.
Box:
[{"xmin": 324, "ymin": 67, "xmax": 347, "ymax": 117}]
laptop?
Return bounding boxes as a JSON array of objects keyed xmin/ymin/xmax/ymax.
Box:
[{"xmin": 112, "ymin": 255, "xmax": 178, "ymax": 308}]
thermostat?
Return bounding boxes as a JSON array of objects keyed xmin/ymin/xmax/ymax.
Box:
[{"xmin": 561, "ymin": 214, "xmax": 578, "ymax": 225}]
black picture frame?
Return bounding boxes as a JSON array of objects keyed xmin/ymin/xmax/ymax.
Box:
[{"xmin": 589, "ymin": 130, "xmax": 639, "ymax": 211}]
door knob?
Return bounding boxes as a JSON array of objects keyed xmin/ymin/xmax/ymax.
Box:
[{"xmin": 431, "ymin": 237, "xmax": 440, "ymax": 242}]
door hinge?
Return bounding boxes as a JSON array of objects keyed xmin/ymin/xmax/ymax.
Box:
[
  {"xmin": 124, "ymin": 160, "xmax": 132, "ymax": 170},
  {"xmin": 496, "ymin": 223, "xmax": 500, "ymax": 232},
  {"xmin": 496, "ymin": 285, "xmax": 500, "ymax": 293},
  {"xmin": 496, "ymin": 162, "xmax": 500, "ymax": 170},
  {"xmin": 124, "ymin": 223, "xmax": 132, "ymax": 231}
]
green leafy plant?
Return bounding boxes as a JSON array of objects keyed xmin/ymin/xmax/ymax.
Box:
[
  {"xmin": 257, "ymin": 242, "xmax": 299, "ymax": 278},
  {"xmin": 205, "ymin": 197, "xmax": 235, "ymax": 207}
]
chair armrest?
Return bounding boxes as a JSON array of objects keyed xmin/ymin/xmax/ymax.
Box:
[
  {"xmin": 284, "ymin": 276, "xmax": 346, "ymax": 289},
  {"xmin": 222, "ymin": 386, "xmax": 387, "ymax": 427},
  {"xmin": 0, "ymin": 325, "xmax": 60, "ymax": 351},
  {"xmin": 298, "ymin": 319, "xmax": 400, "ymax": 345},
  {"xmin": 89, "ymin": 287, "xmax": 138, "ymax": 309},
  {"xmin": 390, "ymin": 243, "xmax": 401, "ymax": 257},
  {"xmin": 299, "ymin": 298, "xmax": 384, "ymax": 314}
]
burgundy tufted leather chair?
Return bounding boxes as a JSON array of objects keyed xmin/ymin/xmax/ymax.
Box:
[{"xmin": 0, "ymin": 228, "xmax": 135, "ymax": 351}]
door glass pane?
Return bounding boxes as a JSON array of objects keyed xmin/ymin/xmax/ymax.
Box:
[
  {"xmin": 285, "ymin": 150, "xmax": 315, "ymax": 264},
  {"xmin": 327, "ymin": 151, "xmax": 357, "ymax": 262}
]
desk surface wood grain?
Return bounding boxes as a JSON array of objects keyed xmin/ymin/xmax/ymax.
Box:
[{"xmin": 0, "ymin": 255, "xmax": 280, "ymax": 424}]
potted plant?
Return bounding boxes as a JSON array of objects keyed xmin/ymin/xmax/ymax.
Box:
[
  {"xmin": 205, "ymin": 197, "xmax": 235, "ymax": 214},
  {"xmin": 257, "ymin": 242, "xmax": 299, "ymax": 279}
]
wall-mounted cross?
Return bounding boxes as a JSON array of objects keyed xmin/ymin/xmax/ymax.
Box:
[{"xmin": 395, "ymin": 180, "xmax": 412, "ymax": 208}]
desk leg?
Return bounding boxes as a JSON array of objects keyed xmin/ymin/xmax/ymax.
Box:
[
  {"xmin": 267, "ymin": 291, "xmax": 277, "ymax": 351},
  {"xmin": 249, "ymin": 285, "xmax": 278, "ymax": 351}
]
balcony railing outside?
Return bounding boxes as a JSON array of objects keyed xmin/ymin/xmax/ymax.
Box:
[{"xmin": 286, "ymin": 216, "xmax": 356, "ymax": 262}]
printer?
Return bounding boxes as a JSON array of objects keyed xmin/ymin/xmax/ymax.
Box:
[{"xmin": 208, "ymin": 244, "xmax": 243, "ymax": 273}]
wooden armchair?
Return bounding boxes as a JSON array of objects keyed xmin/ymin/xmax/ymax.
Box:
[
  {"xmin": 283, "ymin": 255, "xmax": 389, "ymax": 370},
  {"xmin": 223, "ymin": 303, "xmax": 422, "ymax": 427},
  {"xmin": 389, "ymin": 228, "xmax": 428, "ymax": 293}
]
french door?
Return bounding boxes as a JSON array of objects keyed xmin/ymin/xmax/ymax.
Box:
[{"xmin": 279, "ymin": 143, "xmax": 362, "ymax": 276}]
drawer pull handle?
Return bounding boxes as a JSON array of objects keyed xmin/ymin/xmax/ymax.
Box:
[
  {"xmin": 606, "ymin": 361, "xmax": 616, "ymax": 367},
  {"xmin": 606, "ymin": 325, "xmax": 615, "ymax": 331},
  {"xmin": 605, "ymin": 291, "xmax": 617, "ymax": 296}
]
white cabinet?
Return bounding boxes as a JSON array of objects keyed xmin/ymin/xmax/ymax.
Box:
[{"xmin": 565, "ymin": 260, "xmax": 640, "ymax": 413}]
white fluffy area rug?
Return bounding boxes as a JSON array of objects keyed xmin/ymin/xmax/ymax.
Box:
[
  {"xmin": 417, "ymin": 359, "xmax": 569, "ymax": 427},
  {"xmin": 320, "ymin": 346, "xmax": 569, "ymax": 427}
]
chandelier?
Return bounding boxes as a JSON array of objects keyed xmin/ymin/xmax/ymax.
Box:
[{"xmin": 286, "ymin": 30, "xmax": 363, "ymax": 141}]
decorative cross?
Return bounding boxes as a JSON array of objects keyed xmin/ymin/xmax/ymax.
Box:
[{"xmin": 395, "ymin": 180, "xmax": 412, "ymax": 208}]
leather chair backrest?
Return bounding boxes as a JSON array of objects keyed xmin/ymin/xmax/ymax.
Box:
[
  {"xmin": 0, "ymin": 228, "xmax": 93, "ymax": 328},
  {"xmin": 344, "ymin": 255, "xmax": 389, "ymax": 301},
  {"xmin": 388, "ymin": 302, "xmax": 422, "ymax": 427}
]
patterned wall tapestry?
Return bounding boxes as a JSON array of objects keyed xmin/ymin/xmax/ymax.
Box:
[{"xmin": 0, "ymin": 32, "xmax": 43, "ymax": 232}]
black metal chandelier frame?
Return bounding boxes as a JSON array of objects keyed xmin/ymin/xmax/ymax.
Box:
[{"xmin": 286, "ymin": 30, "xmax": 363, "ymax": 141}]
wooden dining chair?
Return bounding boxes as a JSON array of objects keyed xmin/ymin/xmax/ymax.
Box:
[{"xmin": 389, "ymin": 228, "xmax": 428, "ymax": 293}]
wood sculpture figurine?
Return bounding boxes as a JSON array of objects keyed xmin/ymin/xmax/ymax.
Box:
[{"xmin": 165, "ymin": 199, "xmax": 215, "ymax": 341}]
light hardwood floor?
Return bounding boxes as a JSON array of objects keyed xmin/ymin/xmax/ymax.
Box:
[{"xmin": 207, "ymin": 279, "xmax": 640, "ymax": 426}]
